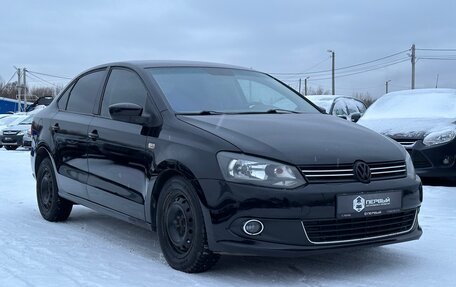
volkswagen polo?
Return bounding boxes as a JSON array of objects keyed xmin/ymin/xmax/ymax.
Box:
[{"xmin": 31, "ymin": 61, "xmax": 422, "ymax": 273}]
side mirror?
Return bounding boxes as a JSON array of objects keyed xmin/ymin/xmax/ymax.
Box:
[
  {"xmin": 316, "ymin": 106, "xmax": 327, "ymax": 114},
  {"xmin": 350, "ymin": 112, "xmax": 362, "ymax": 123},
  {"xmin": 109, "ymin": 102, "xmax": 162, "ymax": 127}
]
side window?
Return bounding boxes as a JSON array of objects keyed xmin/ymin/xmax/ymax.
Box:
[
  {"xmin": 57, "ymin": 83, "xmax": 74, "ymax": 110},
  {"xmin": 100, "ymin": 69, "xmax": 148, "ymax": 118},
  {"xmin": 238, "ymin": 79, "xmax": 298, "ymax": 110},
  {"xmin": 345, "ymin": 99, "xmax": 359, "ymax": 114},
  {"xmin": 332, "ymin": 100, "xmax": 348, "ymax": 116},
  {"xmin": 66, "ymin": 70, "xmax": 105, "ymax": 114},
  {"xmin": 355, "ymin": 100, "xmax": 367, "ymax": 113}
]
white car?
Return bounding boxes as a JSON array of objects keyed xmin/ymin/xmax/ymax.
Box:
[
  {"xmin": 306, "ymin": 95, "xmax": 367, "ymax": 122},
  {"xmin": 0, "ymin": 114, "xmax": 30, "ymax": 149}
]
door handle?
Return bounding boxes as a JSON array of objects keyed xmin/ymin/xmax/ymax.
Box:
[
  {"xmin": 88, "ymin": 130, "xmax": 99, "ymax": 140},
  {"xmin": 52, "ymin": 123, "xmax": 60, "ymax": 132}
]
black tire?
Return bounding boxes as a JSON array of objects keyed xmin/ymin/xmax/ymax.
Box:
[
  {"xmin": 4, "ymin": 145, "xmax": 18, "ymax": 150},
  {"xmin": 36, "ymin": 157, "xmax": 73, "ymax": 221},
  {"xmin": 157, "ymin": 176, "xmax": 220, "ymax": 273}
]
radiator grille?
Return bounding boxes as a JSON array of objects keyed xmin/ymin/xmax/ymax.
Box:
[
  {"xmin": 302, "ymin": 209, "xmax": 417, "ymax": 244},
  {"xmin": 300, "ymin": 161, "xmax": 406, "ymax": 183}
]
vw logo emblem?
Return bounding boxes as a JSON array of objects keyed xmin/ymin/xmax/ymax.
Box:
[{"xmin": 353, "ymin": 161, "xmax": 371, "ymax": 183}]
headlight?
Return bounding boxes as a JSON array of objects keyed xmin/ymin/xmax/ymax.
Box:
[
  {"xmin": 17, "ymin": 131, "xmax": 25, "ymax": 136},
  {"xmin": 423, "ymin": 129, "xmax": 456, "ymax": 146},
  {"xmin": 405, "ymin": 152, "xmax": 415, "ymax": 179},
  {"xmin": 217, "ymin": 152, "xmax": 306, "ymax": 188}
]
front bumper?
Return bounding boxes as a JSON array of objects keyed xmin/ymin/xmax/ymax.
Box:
[
  {"xmin": 0, "ymin": 134, "xmax": 24, "ymax": 146},
  {"xmin": 198, "ymin": 175, "xmax": 422, "ymax": 256},
  {"xmin": 406, "ymin": 140, "xmax": 456, "ymax": 178}
]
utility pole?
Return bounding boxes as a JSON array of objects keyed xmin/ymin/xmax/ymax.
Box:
[
  {"xmin": 385, "ymin": 80, "xmax": 391, "ymax": 94},
  {"xmin": 298, "ymin": 78, "xmax": 302, "ymax": 94},
  {"xmin": 328, "ymin": 49, "xmax": 335, "ymax": 95},
  {"xmin": 304, "ymin": 76, "xmax": 309, "ymax": 96},
  {"xmin": 435, "ymin": 74, "xmax": 439, "ymax": 88},
  {"xmin": 411, "ymin": 44, "xmax": 416, "ymax": 89},
  {"xmin": 16, "ymin": 68, "xmax": 22, "ymax": 112},
  {"xmin": 23, "ymin": 68, "xmax": 27, "ymax": 113}
]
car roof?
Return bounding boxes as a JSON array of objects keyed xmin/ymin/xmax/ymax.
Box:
[
  {"xmin": 306, "ymin": 95, "xmax": 360, "ymax": 102},
  {"xmin": 89, "ymin": 60, "xmax": 252, "ymax": 71},
  {"xmin": 382, "ymin": 88, "xmax": 456, "ymax": 98}
]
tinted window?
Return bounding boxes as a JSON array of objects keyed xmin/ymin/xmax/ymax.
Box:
[
  {"xmin": 66, "ymin": 70, "xmax": 104, "ymax": 114},
  {"xmin": 57, "ymin": 83, "xmax": 73, "ymax": 110},
  {"xmin": 100, "ymin": 69, "xmax": 149, "ymax": 118}
]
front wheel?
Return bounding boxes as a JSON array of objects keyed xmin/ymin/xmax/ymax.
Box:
[
  {"xmin": 36, "ymin": 158, "xmax": 73, "ymax": 221},
  {"xmin": 157, "ymin": 176, "xmax": 220, "ymax": 273}
]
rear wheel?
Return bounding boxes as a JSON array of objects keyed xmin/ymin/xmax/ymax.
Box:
[
  {"xmin": 4, "ymin": 145, "xmax": 18, "ymax": 150},
  {"xmin": 157, "ymin": 176, "xmax": 220, "ymax": 273},
  {"xmin": 36, "ymin": 157, "xmax": 73, "ymax": 221}
]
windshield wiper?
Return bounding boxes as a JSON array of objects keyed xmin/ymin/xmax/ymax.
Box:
[
  {"xmin": 178, "ymin": 110, "xmax": 225, "ymax": 115},
  {"xmin": 264, "ymin": 109, "xmax": 301, "ymax": 114}
]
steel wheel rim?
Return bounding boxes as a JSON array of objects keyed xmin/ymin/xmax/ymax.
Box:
[
  {"xmin": 164, "ymin": 193, "xmax": 195, "ymax": 255},
  {"xmin": 40, "ymin": 168, "xmax": 54, "ymax": 210}
]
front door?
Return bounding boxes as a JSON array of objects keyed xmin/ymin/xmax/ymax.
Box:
[{"xmin": 86, "ymin": 68, "xmax": 153, "ymax": 220}]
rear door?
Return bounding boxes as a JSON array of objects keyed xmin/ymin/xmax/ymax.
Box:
[
  {"xmin": 86, "ymin": 67, "xmax": 153, "ymax": 219},
  {"xmin": 51, "ymin": 69, "xmax": 106, "ymax": 199}
]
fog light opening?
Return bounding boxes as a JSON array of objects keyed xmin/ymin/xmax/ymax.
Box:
[
  {"xmin": 243, "ymin": 219, "xmax": 264, "ymax": 236},
  {"xmin": 442, "ymin": 155, "xmax": 453, "ymax": 165}
]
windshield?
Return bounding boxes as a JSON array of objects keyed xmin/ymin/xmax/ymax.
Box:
[
  {"xmin": 147, "ymin": 67, "xmax": 319, "ymax": 114},
  {"xmin": 362, "ymin": 89, "xmax": 456, "ymax": 119}
]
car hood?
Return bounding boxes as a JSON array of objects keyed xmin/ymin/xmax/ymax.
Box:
[
  {"xmin": 179, "ymin": 114, "xmax": 405, "ymax": 165},
  {"xmin": 358, "ymin": 117, "xmax": 456, "ymax": 139},
  {"xmin": 2, "ymin": 124, "xmax": 30, "ymax": 132}
]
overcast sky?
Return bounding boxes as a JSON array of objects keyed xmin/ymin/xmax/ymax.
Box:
[{"xmin": 1, "ymin": 0, "xmax": 455, "ymax": 97}]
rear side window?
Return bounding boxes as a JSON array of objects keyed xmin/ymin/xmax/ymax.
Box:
[
  {"xmin": 355, "ymin": 100, "xmax": 367, "ymax": 113},
  {"xmin": 100, "ymin": 69, "xmax": 148, "ymax": 118},
  {"xmin": 57, "ymin": 83, "xmax": 74, "ymax": 110},
  {"xmin": 345, "ymin": 99, "xmax": 359, "ymax": 114},
  {"xmin": 333, "ymin": 100, "xmax": 348, "ymax": 116},
  {"xmin": 66, "ymin": 70, "xmax": 105, "ymax": 114}
]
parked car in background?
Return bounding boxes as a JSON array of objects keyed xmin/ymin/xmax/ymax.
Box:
[
  {"xmin": 306, "ymin": 95, "xmax": 367, "ymax": 122},
  {"xmin": 359, "ymin": 88, "xmax": 456, "ymax": 179},
  {"xmin": 1, "ymin": 115, "xmax": 33, "ymax": 150},
  {"xmin": 32, "ymin": 61, "xmax": 422, "ymax": 273},
  {"xmin": 0, "ymin": 114, "xmax": 29, "ymax": 148}
]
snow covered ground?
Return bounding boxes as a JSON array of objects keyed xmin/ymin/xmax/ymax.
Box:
[{"xmin": 0, "ymin": 148, "xmax": 455, "ymax": 287}]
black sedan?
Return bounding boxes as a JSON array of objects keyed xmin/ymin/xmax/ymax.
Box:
[
  {"xmin": 359, "ymin": 88, "xmax": 456, "ymax": 178},
  {"xmin": 31, "ymin": 61, "xmax": 422, "ymax": 273}
]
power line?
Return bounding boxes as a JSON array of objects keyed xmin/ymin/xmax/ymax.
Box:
[
  {"xmin": 27, "ymin": 70, "xmax": 72, "ymax": 80},
  {"xmin": 309, "ymin": 58, "xmax": 409, "ymax": 81},
  {"xmin": 269, "ymin": 49, "xmax": 409, "ymax": 76},
  {"xmin": 416, "ymin": 48, "xmax": 456, "ymax": 51},
  {"xmin": 0, "ymin": 71, "xmax": 18, "ymax": 93},
  {"xmin": 278, "ymin": 57, "xmax": 409, "ymax": 82},
  {"xmin": 27, "ymin": 71, "xmax": 58, "ymax": 87},
  {"xmin": 418, "ymin": 57, "xmax": 456, "ymax": 60}
]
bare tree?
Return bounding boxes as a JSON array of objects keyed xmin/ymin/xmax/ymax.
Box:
[{"xmin": 353, "ymin": 92, "xmax": 375, "ymax": 107}]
